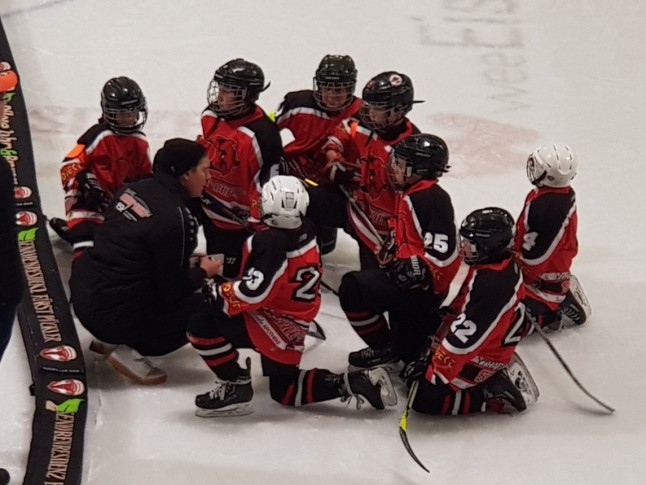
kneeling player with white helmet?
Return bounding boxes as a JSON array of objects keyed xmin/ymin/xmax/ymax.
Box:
[
  {"xmin": 515, "ymin": 144, "xmax": 591, "ymax": 332},
  {"xmin": 187, "ymin": 175, "xmax": 397, "ymax": 417}
]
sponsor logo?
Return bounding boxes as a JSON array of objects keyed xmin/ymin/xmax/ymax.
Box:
[
  {"xmin": 18, "ymin": 227, "xmax": 38, "ymax": 241},
  {"xmin": 16, "ymin": 210, "xmax": 37, "ymax": 226},
  {"xmin": 40, "ymin": 345, "xmax": 78, "ymax": 362},
  {"xmin": 44, "ymin": 398, "xmax": 84, "ymax": 483},
  {"xmin": 14, "ymin": 185, "xmax": 32, "ymax": 199},
  {"xmin": 47, "ymin": 379, "xmax": 85, "ymax": 397}
]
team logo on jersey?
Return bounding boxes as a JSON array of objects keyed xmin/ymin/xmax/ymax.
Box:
[
  {"xmin": 243, "ymin": 267, "xmax": 264, "ymax": 291},
  {"xmin": 47, "ymin": 379, "xmax": 85, "ymax": 397},
  {"xmin": 16, "ymin": 210, "xmax": 37, "ymax": 226},
  {"xmin": 210, "ymin": 137, "xmax": 240, "ymax": 176},
  {"xmin": 14, "ymin": 185, "xmax": 32, "ymax": 199},
  {"xmin": 40, "ymin": 345, "xmax": 78, "ymax": 362}
]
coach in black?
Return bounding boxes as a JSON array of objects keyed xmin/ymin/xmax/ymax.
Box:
[{"xmin": 70, "ymin": 138, "xmax": 221, "ymax": 385}]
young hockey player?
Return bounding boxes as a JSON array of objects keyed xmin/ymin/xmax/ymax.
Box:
[
  {"xmin": 49, "ymin": 77, "xmax": 152, "ymax": 255},
  {"xmin": 316, "ymin": 71, "xmax": 421, "ymax": 269},
  {"xmin": 338, "ymin": 134, "xmax": 460, "ymax": 369},
  {"xmin": 188, "ymin": 175, "xmax": 397, "ymax": 417},
  {"xmin": 403, "ymin": 207, "xmax": 539, "ymax": 415},
  {"xmin": 199, "ymin": 58, "xmax": 282, "ymax": 278},
  {"xmin": 516, "ymin": 144, "xmax": 591, "ymax": 331},
  {"xmin": 275, "ymin": 54, "xmax": 362, "ymax": 254}
]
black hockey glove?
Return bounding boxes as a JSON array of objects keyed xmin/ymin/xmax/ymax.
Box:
[
  {"xmin": 328, "ymin": 161, "xmax": 359, "ymax": 186},
  {"xmin": 400, "ymin": 359, "xmax": 428, "ymax": 388},
  {"xmin": 385, "ymin": 255, "xmax": 430, "ymax": 290},
  {"xmin": 76, "ymin": 170, "xmax": 109, "ymax": 211}
]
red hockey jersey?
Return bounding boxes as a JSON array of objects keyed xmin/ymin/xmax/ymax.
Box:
[
  {"xmin": 215, "ymin": 222, "xmax": 322, "ymax": 365},
  {"xmin": 325, "ymin": 118, "xmax": 418, "ymax": 253},
  {"xmin": 60, "ymin": 122, "xmax": 151, "ymax": 226},
  {"xmin": 200, "ymin": 106, "xmax": 282, "ymax": 230},
  {"xmin": 515, "ymin": 186, "xmax": 578, "ymax": 308},
  {"xmin": 385, "ymin": 180, "xmax": 461, "ymax": 295},
  {"xmin": 276, "ymin": 90, "xmax": 362, "ymax": 184},
  {"xmin": 425, "ymin": 256, "xmax": 525, "ymax": 391}
]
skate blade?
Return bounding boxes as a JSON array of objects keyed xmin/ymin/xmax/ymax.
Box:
[
  {"xmin": 508, "ymin": 354, "xmax": 539, "ymax": 404},
  {"xmin": 195, "ymin": 403, "xmax": 253, "ymax": 418},
  {"xmin": 368, "ymin": 368, "xmax": 398, "ymax": 407}
]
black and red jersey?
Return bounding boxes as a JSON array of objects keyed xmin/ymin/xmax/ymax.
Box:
[
  {"xmin": 276, "ymin": 90, "xmax": 362, "ymax": 184},
  {"xmin": 325, "ymin": 118, "xmax": 419, "ymax": 253},
  {"xmin": 515, "ymin": 186, "xmax": 578, "ymax": 308},
  {"xmin": 200, "ymin": 106, "xmax": 282, "ymax": 230},
  {"xmin": 60, "ymin": 121, "xmax": 151, "ymax": 227},
  {"xmin": 386, "ymin": 180, "xmax": 461, "ymax": 295},
  {"xmin": 425, "ymin": 255, "xmax": 525, "ymax": 391},
  {"xmin": 214, "ymin": 221, "xmax": 322, "ymax": 364}
]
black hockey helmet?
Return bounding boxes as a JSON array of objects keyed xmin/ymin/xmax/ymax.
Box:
[
  {"xmin": 100, "ymin": 76, "xmax": 147, "ymax": 134},
  {"xmin": 389, "ymin": 134, "xmax": 450, "ymax": 189},
  {"xmin": 313, "ymin": 54, "xmax": 357, "ymax": 112},
  {"xmin": 459, "ymin": 207, "xmax": 515, "ymax": 265},
  {"xmin": 207, "ymin": 58, "xmax": 269, "ymax": 118},
  {"xmin": 360, "ymin": 71, "xmax": 421, "ymax": 132}
]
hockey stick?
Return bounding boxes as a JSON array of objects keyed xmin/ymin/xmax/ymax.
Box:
[
  {"xmin": 399, "ymin": 380, "xmax": 430, "ymax": 473},
  {"xmin": 201, "ymin": 194, "xmax": 327, "ymax": 341},
  {"xmin": 532, "ymin": 321, "xmax": 615, "ymax": 413},
  {"xmin": 337, "ymin": 184, "xmax": 385, "ymax": 246}
]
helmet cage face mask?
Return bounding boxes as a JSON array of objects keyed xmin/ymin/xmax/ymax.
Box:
[
  {"xmin": 313, "ymin": 79, "xmax": 355, "ymax": 112},
  {"xmin": 359, "ymin": 101, "xmax": 408, "ymax": 133},
  {"xmin": 458, "ymin": 208, "xmax": 514, "ymax": 265},
  {"xmin": 388, "ymin": 153, "xmax": 418, "ymax": 191},
  {"xmin": 102, "ymin": 103, "xmax": 147, "ymax": 134},
  {"xmin": 207, "ymin": 79, "xmax": 250, "ymax": 119},
  {"xmin": 526, "ymin": 154, "xmax": 547, "ymax": 186},
  {"xmin": 101, "ymin": 78, "xmax": 148, "ymax": 134}
]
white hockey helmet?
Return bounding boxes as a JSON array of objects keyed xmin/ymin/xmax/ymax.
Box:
[
  {"xmin": 261, "ymin": 175, "xmax": 309, "ymax": 229},
  {"xmin": 527, "ymin": 144, "xmax": 578, "ymax": 188}
]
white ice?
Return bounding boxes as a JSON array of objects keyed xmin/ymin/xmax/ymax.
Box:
[{"xmin": 1, "ymin": 1, "xmax": 645, "ymax": 484}]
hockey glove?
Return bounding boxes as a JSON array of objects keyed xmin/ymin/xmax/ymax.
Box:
[
  {"xmin": 400, "ymin": 359, "xmax": 428, "ymax": 388},
  {"xmin": 77, "ymin": 170, "xmax": 109, "ymax": 211},
  {"xmin": 385, "ymin": 256, "xmax": 430, "ymax": 290},
  {"xmin": 327, "ymin": 160, "xmax": 360, "ymax": 186}
]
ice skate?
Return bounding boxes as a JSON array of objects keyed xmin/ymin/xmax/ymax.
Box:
[
  {"xmin": 341, "ymin": 367, "xmax": 398, "ymax": 410},
  {"xmin": 560, "ymin": 274, "xmax": 591, "ymax": 327},
  {"xmin": 48, "ymin": 217, "xmax": 70, "ymax": 242},
  {"xmin": 195, "ymin": 357, "xmax": 253, "ymax": 417},
  {"xmin": 105, "ymin": 345, "xmax": 167, "ymax": 385},
  {"xmin": 484, "ymin": 353, "xmax": 539, "ymax": 413},
  {"xmin": 348, "ymin": 343, "xmax": 402, "ymax": 372}
]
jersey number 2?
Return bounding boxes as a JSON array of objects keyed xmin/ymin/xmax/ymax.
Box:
[{"xmin": 293, "ymin": 266, "xmax": 321, "ymax": 302}]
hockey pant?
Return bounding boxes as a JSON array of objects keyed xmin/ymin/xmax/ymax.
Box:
[
  {"xmin": 187, "ymin": 309, "xmax": 346, "ymax": 406},
  {"xmin": 339, "ymin": 268, "xmax": 445, "ymax": 363},
  {"xmin": 411, "ymin": 377, "xmax": 489, "ymax": 415}
]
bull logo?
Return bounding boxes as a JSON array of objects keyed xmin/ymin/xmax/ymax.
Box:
[
  {"xmin": 40, "ymin": 345, "xmax": 78, "ymax": 362},
  {"xmin": 47, "ymin": 379, "xmax": 85, "ymax": 397}
]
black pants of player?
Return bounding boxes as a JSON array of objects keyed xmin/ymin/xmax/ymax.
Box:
[
  {"xmin": 411, "ymin": 378, "xmax": 488, "ymax": 415},
  {"xmin": 188, "ymin": 309, "xmax": 346, "ymax": 406},
  {"xmin": 339, "ymin": 268, "xmax": 445, "ymax": 363},
  {"xmin": 202, "ymin": 223, "xmax": 250, "ymax": 279},
  {"xmin": 306, "ymin": 184, "xmax": 348, "ymax": 256}
]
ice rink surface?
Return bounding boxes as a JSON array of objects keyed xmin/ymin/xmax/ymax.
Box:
[{"xmin": 1, "ymin": 1, "xmax": 646, "ymax": 483}]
